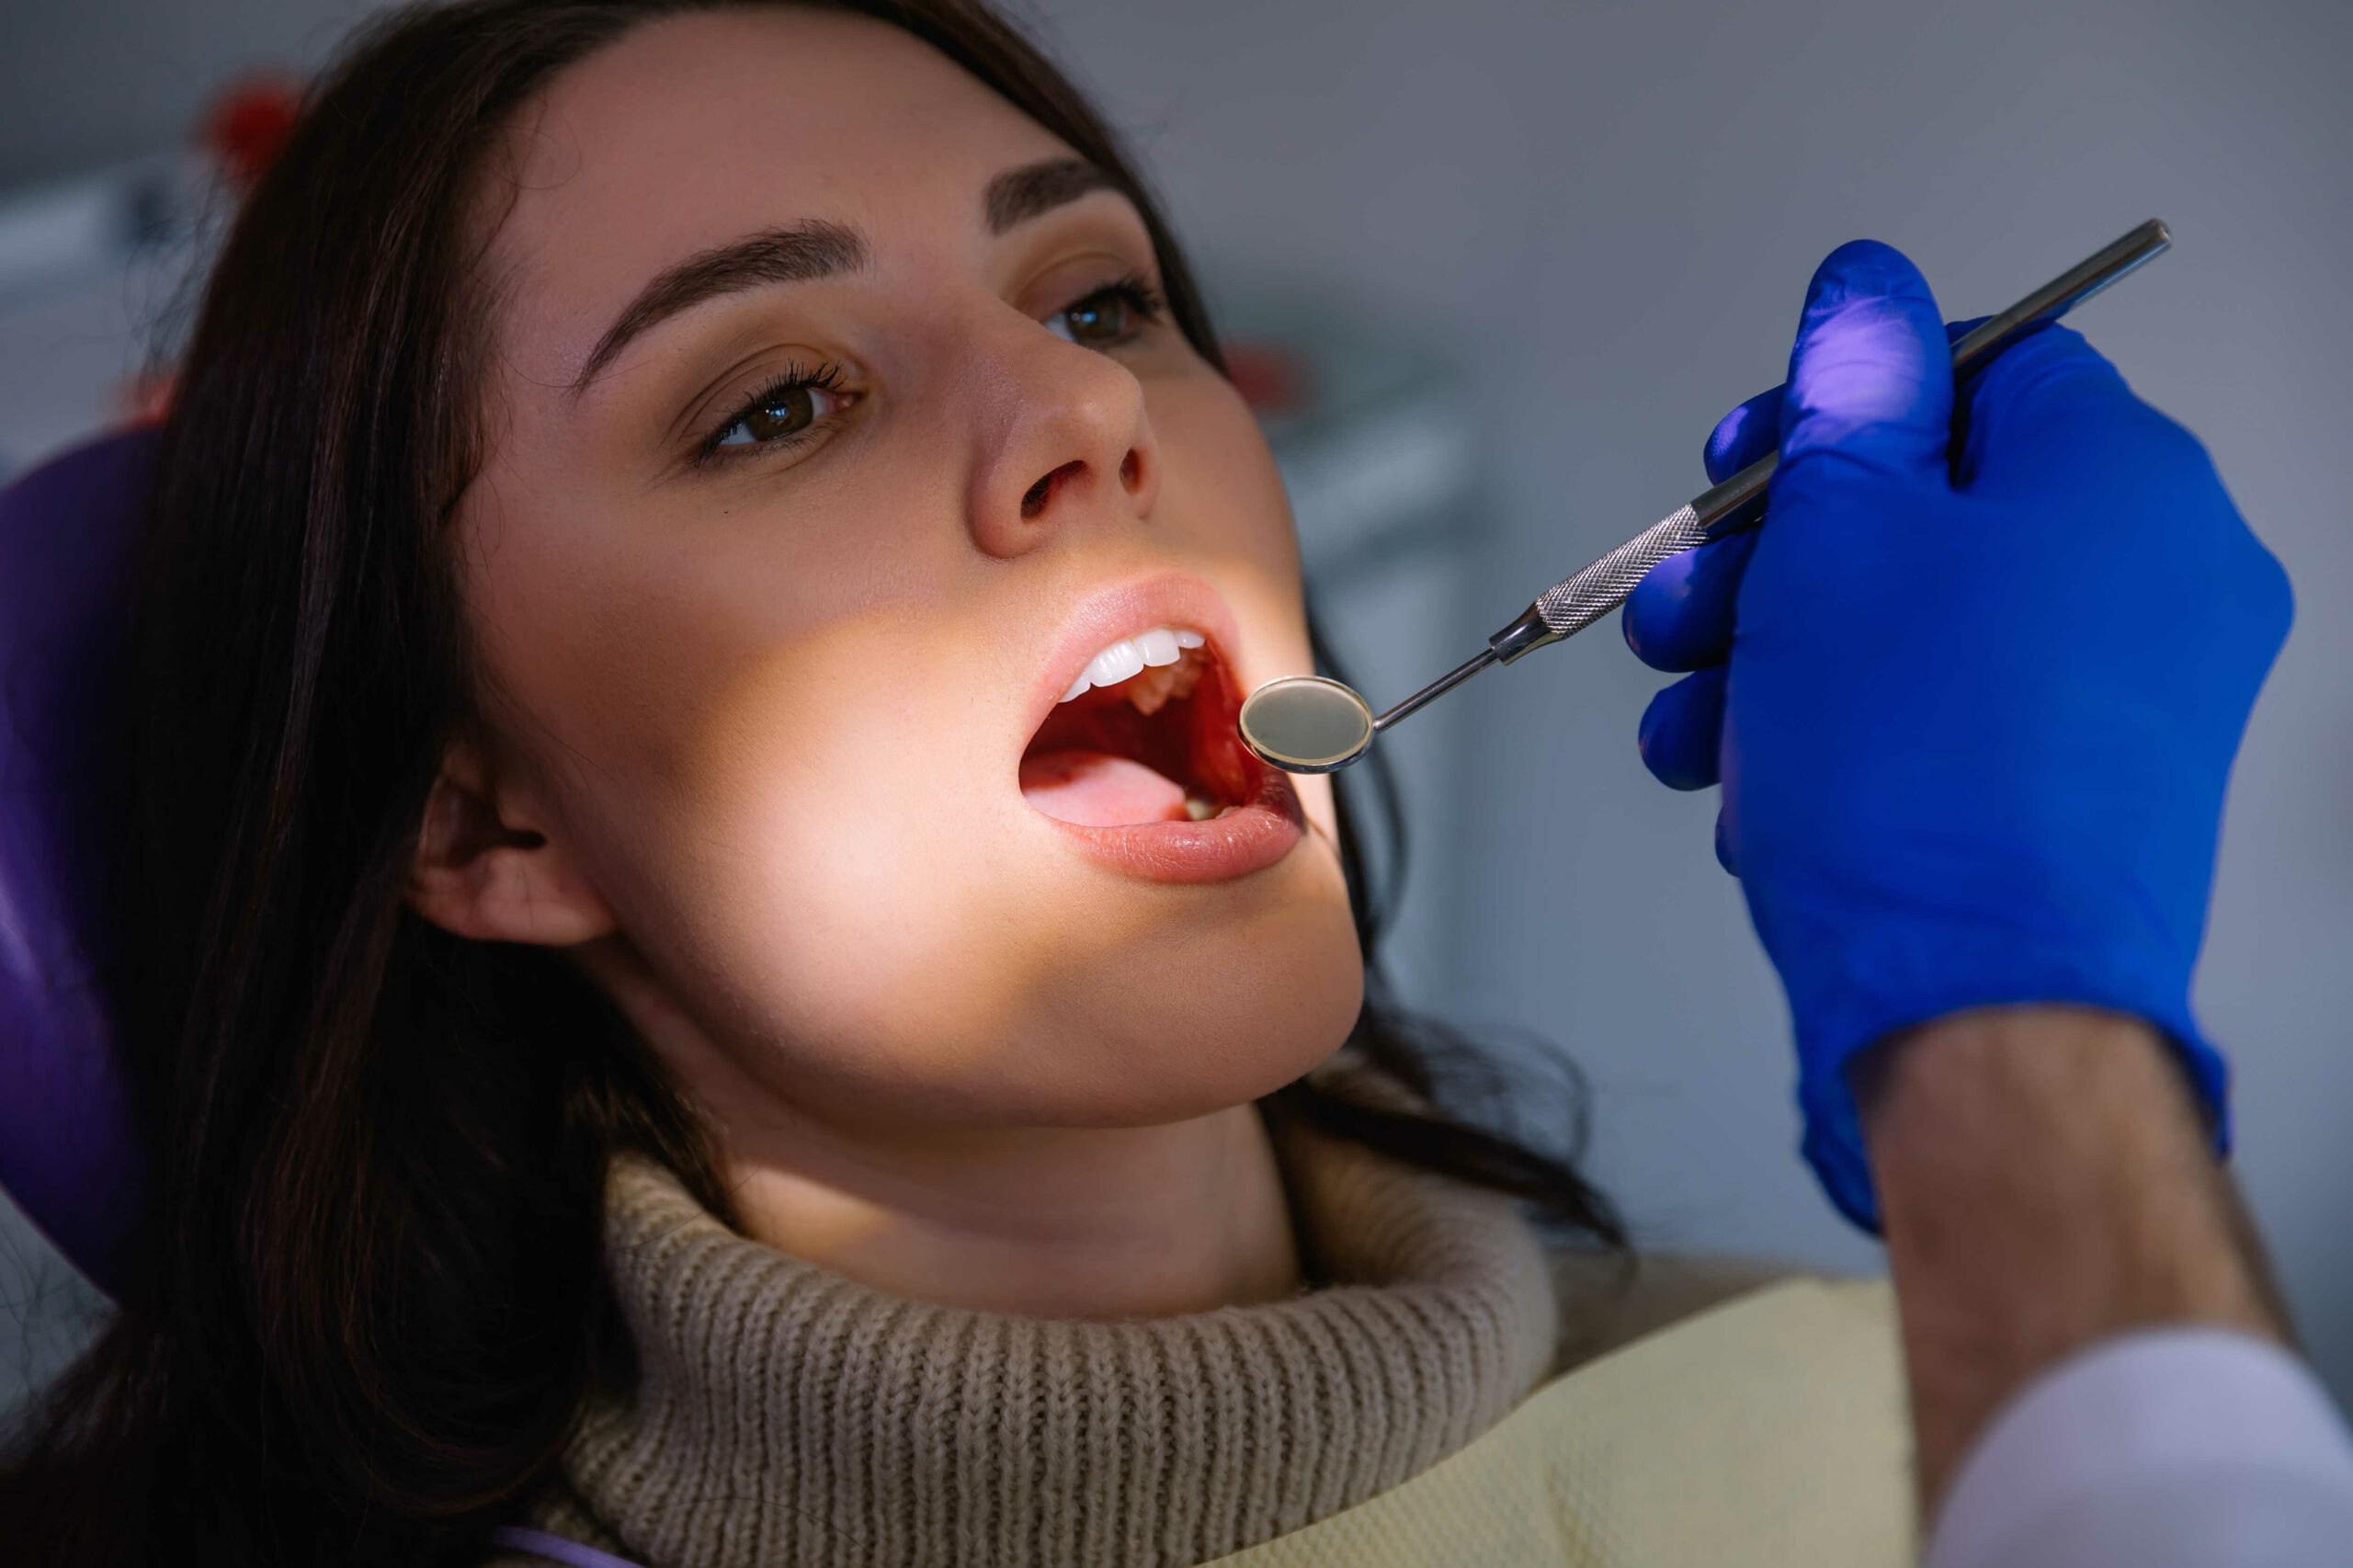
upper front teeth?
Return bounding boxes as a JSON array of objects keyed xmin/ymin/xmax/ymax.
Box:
[{"xmin": 1061, "ymin": 627, "xmax": 1205, "ymax": 702}]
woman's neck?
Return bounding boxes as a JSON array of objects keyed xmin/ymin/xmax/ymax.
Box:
[
  {"xmin": 720, "ymin": 1099, "xmax": 1302, "ymax": 1320},
  {"xmin": 589, "ymin": 946, "xmax": 1302, "ymax": 1320}
]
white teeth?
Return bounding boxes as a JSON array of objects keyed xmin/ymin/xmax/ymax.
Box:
[
  {"xmin": 1087, "ymin": 639, "xmax": 1146, "ymax": 689},
  {"xmin": 1059, "ymin": 626, "xmax": 1206, "ymax": 702}
]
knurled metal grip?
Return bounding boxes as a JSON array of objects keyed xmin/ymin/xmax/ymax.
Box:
[
  {"xmin": 1534, "ymin": 503, "xmax": 1710, "ymax": 638},
  {"xmin": 1493, "ymin": 448, "xmax": 1778, "ymax": 664}
]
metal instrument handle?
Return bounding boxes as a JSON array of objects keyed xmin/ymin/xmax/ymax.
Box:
[{"xmin": 1489, "ymin": 219, "xmax": 2174, "ymax": 664}]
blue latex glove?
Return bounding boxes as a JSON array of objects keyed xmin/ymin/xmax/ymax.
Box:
[{"xmin": 1621, "ymin": 241, "xmax": 2292, "ymax": 1230}]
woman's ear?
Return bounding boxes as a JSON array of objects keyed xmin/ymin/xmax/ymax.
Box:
[{"xmin": 406, "ymin": 739, "xmax": 618, "ymax": 945}]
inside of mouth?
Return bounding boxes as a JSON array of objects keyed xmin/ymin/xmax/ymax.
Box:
[{"xmin": 1019, "ymin": 645, "xmax": 1264, "ymax": 827}]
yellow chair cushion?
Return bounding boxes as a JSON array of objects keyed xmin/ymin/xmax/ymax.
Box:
[{"xmin": 1209, "ymin": 1278, "xmax": 1915, "ymax": 1568}]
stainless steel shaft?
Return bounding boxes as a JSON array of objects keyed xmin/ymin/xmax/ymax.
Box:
[{"xmin": 1483, "ymin": 218, "xmax": 2174, "ymax": 665}]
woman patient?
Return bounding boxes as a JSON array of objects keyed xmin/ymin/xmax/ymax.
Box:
[{"xmin": 5, "ymin": 3, "xmax": 1874, "ymax": 1563}]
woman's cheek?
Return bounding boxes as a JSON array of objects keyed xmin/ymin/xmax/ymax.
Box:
[
  {"xmin": 1154, "ymin": 370, "xmax": 1305, "ymax": 584},
  {"xmin": 629, "ymin": 632, "xmax": 1034, "ymax": 1031}
]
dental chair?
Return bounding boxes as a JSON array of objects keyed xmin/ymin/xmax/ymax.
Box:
[{"xmin": 0, "ymin": 427, "xmax": 160, "ymax": 1300}]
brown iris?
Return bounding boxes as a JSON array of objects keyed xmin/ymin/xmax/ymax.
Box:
[
  {"xmin": 1057, "ymin": 291, "xmax": 1131, "ymax": 346},
  {"xmin": 725, "ymin": 383, "xmax": 821, "ymax": 446}
]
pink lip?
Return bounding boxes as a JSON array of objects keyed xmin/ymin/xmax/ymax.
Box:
[
  {"xmin": 1019, "ymin": 571, "xmax": 1303, "ymax": 884},
  {"xmin": 1040, "ymin": 772, "xmax": 1305, "ymax": 884}
]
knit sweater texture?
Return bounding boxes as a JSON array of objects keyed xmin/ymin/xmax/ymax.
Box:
[{"xmin": 523, "ymin": 1119, "xmax": 1564, "ymax": 1568}]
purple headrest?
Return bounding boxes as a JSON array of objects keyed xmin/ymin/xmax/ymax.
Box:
[{"xmin": 0, "ymin": 426, "xmax": 159, "ymax": 1298}]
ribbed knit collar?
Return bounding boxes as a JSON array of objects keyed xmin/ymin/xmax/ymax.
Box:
[{"xmin": 544, "ymin": 1118, "xmax": 1557, "ymax": 1568}]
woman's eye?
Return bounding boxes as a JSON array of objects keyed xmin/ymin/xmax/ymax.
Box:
[
  {"xmin": 1048, "ymin": 289, "xmax": 1139, "ymax": 347},
  {"xmin": 710, "ymin": 378, "xmax": 845, "ymax": 452}
]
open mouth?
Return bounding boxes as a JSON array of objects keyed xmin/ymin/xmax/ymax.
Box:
[{"xmin": 1020, "ymin": 627, "xmax": 1279, "ymax": 831}]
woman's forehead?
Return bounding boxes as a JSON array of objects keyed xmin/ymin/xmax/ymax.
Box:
[{"xmin": 486, "ymin": 6, "xmax": 1081, "ymax": 381}]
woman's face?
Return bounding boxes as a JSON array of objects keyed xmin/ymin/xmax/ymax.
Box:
[{"xmin": 442, "ymin": 7, "xmax": 1362, "ymax": 1135}]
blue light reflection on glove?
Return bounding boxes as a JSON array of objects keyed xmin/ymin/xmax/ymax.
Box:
[{"xmin": 1621, "ymin": 242, "xmax": 2292, "ymax": 1230}]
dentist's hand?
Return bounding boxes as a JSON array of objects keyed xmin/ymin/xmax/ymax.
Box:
[{"xmin": 1620, "ymin": 241, "xmax": 2291, "ymax": 1228}]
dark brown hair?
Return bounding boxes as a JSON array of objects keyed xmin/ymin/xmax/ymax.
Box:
[{"xmin": 1, "ymin": 4, "xmax": 1618, "ymax": 1562}]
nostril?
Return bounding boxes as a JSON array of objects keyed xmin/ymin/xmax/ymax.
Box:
[
  {"xmin": 1020, "ymin": 460, "xmax": 1084, "ymax": 519},
  {"xmin": 1119, "ymin": 449, "xmax": 1142, "ymax": 494}
]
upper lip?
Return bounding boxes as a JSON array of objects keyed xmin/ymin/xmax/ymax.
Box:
[{"xmin": 1023, "ymin": 571, "xmax": 1245, "ymax": 748}]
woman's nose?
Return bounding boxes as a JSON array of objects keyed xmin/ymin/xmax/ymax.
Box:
[{"xmin": 964, "ymin": 317, "xmax": 1161, "ymax": 561}]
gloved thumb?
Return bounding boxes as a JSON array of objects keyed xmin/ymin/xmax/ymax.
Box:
[{"xmin": 1778, "ymin": 241, "xmax": 1954, "ymax": 485}]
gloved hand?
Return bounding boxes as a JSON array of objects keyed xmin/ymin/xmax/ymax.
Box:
[{"xmin": 1621, "ymin": 241, "xmax": 2292, "ymax": 1229}]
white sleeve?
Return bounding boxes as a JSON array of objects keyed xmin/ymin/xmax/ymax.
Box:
[{"xmin": 1926, "ymin": 1327, "xmax": 2353, "ymax": 1568}]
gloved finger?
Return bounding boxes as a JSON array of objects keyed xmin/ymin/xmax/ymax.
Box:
[
  {"xmin": 1945, "ymin": 321, "xmax": 2142, "ymax": 492},
  {"xmin": 1713, "ymin": 715, "xmax": 1743, "ymax": 875},
  {"xmin": 1945, "ymin": 314, "xmax": 1991, "ymax": 348},
  {"xmin": 1636, "ymin": 664, "xmax": 1728, "ymax": 790},
  {"xmin": 1705, "ymin": 384, "xmax": 1785, "ymax": 484},
  {"xmin": 1621, "ymin": 528, "xmax": 1759, "ymax": 671},
  {"xmin": 1777, "ymin": 240, "xmax": 1955, "ymax": 486},
  {"xmin": 1700, "ymin": 320, "xmax": 1975, "ymax": 494}
]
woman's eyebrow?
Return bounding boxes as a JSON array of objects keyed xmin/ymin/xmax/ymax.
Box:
[
  {"xmin": 983, "ymin": 158, "xmax": 1119, "ymax": 234},
  {"xmin": 572, "ymin": 220, "xmax": 869, "ymax": 392}
]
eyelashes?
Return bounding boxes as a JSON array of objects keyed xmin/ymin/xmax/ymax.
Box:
[
  {"xmin": 1049, "ymin": 274, "xmax": 1166, "ymax": 346},
  {"xmin": 1092, "ymin": 273, "xmax": 1168, "ymax": 319},
  {"xmin": 695, "ymin": 360, "xmax": 850, "ymax": 464}
]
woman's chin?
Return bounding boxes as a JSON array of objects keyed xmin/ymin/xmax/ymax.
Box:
[{"xmin": 1076, "ymin": 925, "xmax": 1366, "ymax": 1118}]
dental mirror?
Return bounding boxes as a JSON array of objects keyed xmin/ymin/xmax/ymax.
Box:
[
  {"xmin": 1238, "ymin": 219, "xmax": 2176, "ymax": 778},
  {"xmin": 1235, "ymin": 676, "xmax": 1375, "ymax": 773},
  {"xmin": 1239, "ymin": 641, "xmax": 1501, "ymax": 774}
]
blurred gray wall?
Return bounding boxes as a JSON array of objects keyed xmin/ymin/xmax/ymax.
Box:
[
  {"xmin": 0, "ymin": 0, "xmax": 374, "ymax": 190},
  {"xmin": 3, "ymin": 0, "xmax": 2347, "ymax": 1397}
]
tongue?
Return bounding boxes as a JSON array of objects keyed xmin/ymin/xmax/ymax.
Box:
[{"xmin": 1020, "ymin": 749, "xmax": 1189, "ymax": 826}]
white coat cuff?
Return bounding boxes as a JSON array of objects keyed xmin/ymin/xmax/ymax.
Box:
[{"xmin": 1927, "ymin": 1327, "xmax": 2353, "ymax": 1568}]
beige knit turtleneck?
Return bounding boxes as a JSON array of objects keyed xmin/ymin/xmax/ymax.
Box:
[{"xmin": 524, "ymin": 1119, "xmax": 1562, "ymax": 1568}]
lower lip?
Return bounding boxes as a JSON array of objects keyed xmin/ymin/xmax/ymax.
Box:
[{"xmin": 1040, "ymin": 768, "xmax": 1304, "ymax": 883}]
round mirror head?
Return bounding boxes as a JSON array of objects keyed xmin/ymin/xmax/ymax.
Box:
[{"xmin": 1237, "ymin": 676, "xmax": 1375, "ymax": 773}]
